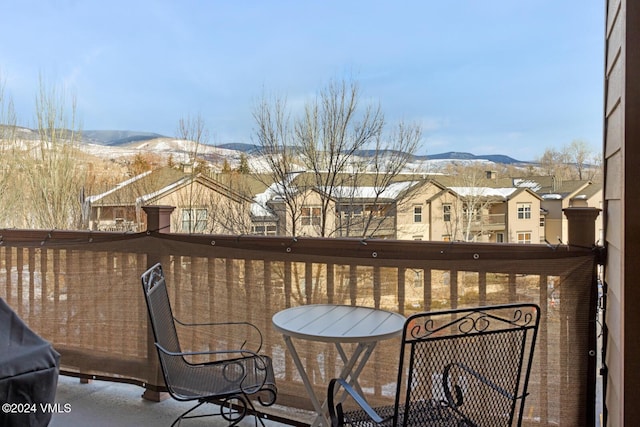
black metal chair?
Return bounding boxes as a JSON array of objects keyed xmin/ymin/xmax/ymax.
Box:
[
  {"xmin": 141, "ymin": 263, "xmax": 277, "ymax": 426},
  {"xmin": 328, "ymin": 303, "xmax": 540, "ymax": 427}
]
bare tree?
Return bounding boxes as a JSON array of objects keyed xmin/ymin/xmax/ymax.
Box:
[
  {"xmin": 177, "ymin": 114, "xmax": 209, "ymax": 168},
  {"xmin": 253, "ymin": 79, "xmax": 423, "ymax": 238},
  {"xmin": 252, "ymin": 94, "xmax": 308, "ymax": 236},
  {"xmin": 174, "ymin": 114, "xmax": 208, "ymax": 233},
  {"xmin": 563, "ymin": 139, "xmax": 597, "ymax": 181},
  {"xmin": 537, "ymin": 148, "xmax": 564, "ymax": 177},
  {"xmin": 172, "ymin": 115, "xmax": 255, "ymax": 235},
  {"xmin": 204, "ymin": 174, "xmax": 255, "ymax": 234},
  {"xmin": 19, "ymin": 76, "xmax": 86, "ymax": 229},
  {"xmin": 0, "ymin": 74, "xmax": 19, "ymax": 226},
  {"xmin": 296, "ymin": 79, "xmax": 385, "ymax": 237},
  {"xmin": 537, "ymin": 140, "xmax": 600, "ymax": 181},
  {"xmin": 442, "ymin": 163, "xmax": 497, "ymax": 242},
  {"xmin": 339, "ymin": 121, "xmax": 422, "ymax": 238}
]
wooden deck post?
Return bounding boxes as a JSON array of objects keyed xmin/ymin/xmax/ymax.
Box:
[
  {"xmin": 563, "ymin": 206, "xmax": 601, "ymax": 426},
  {"xmin": 563, "ymin": 207, "xmax": 601, "ymax": 247},
  {"xmin": 141, "ymin": 205, "xmax": 175, "ymax": 402},
  {"xmin": 142, "ymin": 205, "xmax": 175, "ymax": 234}
]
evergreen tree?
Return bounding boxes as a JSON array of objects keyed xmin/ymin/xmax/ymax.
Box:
[
  {"xmin": 237, "ymin": 153, "xmax": 250, "ymax": 174},
  {"xmin": 222, "ymin": 159, "xmax": 232, "ymax": 173}
]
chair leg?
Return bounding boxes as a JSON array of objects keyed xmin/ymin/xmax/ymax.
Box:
[
  {"xmin": 170, "ymin": 394, "xmax": 270, "ymax": 427},
  {"xmin": 243, "ymin": 395, "xmax": 268, "ymax": 427},
  {"xmin": 170, "ymin": 399, "xmax": 247, "ymax": 427},
  {"xmin": 220, "ymin": 395, "xmax": 248, "ymax": 426},
  {"xmin": 223, "ymin": 393, "xmax": 271, "ymax": 427},
  {"xmin": 171, "ymin": 401, "xmax": 207, "ymax": 427}
]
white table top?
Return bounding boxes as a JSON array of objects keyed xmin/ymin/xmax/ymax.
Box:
[{"xmin": 272, "ymin": 304, "xmax": 406, "ymax": 343}]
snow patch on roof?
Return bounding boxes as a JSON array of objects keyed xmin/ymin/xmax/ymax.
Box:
[
  {"xmin": 250, "ymin": 172, "xmax": 303, "ymax": 218},
  {"xmin": 85, "ymin": 170, "xmax": 153, "ymax": 203},
  {"xmin": 512, "ymin": 179, "xmax": 542, "ymax": 191},
  {"xmin": 136, "ymin": 177, "xmax": 191, "ymax": 205},
  {"xmin": 330, "ymin": 181, "xmax": 417, "ymax": 199},
  {"xmin": 449, "ymin": 187, "xmax": 517, "ymax": 199}
]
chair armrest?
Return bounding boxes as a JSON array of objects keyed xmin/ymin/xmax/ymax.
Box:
[
  {"xmin": 173, "ymin": 318, "xmax": 264, "ymax": 352},
  {"xmin": 155, "ymin": 342, "xmax": 264, "ymax": 361},
  {"xmin": 328, "ymin": 378, "xmax": 386, "ymax": 426},
  {"xmin": 155, "ymin": 344, "xmax": 274, "ymax": 398}
]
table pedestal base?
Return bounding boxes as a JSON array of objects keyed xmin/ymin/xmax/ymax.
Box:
[{"xmin": 283, "ymin": 336, "xmax": 377, "ymax": 427}]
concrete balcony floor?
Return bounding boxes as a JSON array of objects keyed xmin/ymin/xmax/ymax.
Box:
[
  {"xmin": 50, "ymin": 375, "xmax": 293, "ymax": 427},
  {"xmin": 50, "ymin": 373, "xmax": 605, "ymax": 426}
]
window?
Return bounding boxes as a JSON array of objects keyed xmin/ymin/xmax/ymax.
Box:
[
  {"xmin": 414, "ymin": 206, "xmax": 422, "ymax": 223},
  {"xmin": 301, "ymin": 206, "xmax": 321, "ymax": 226},
  {"xmin": 181, "ymin": 208, "xmax": 207, "ymax": 233},
  {"xmin": 517, "ymin": 232, "xmax": 532, "ymax": 244},
  {"xmin": 442, "ymin": 234, "xmax": 451, "ymax": 242},
  {"xmin": 517, "ymin": 203, "xmax": 532, "ymax": 219},
  {"xmin": 540, "ymin": 216, "xmax": 545, "ymax": 227},
  {"xmin": 463, "ymin": 204, "xmax": 480, "ymax": 221},
  {"xmin": 339, "ymin": 205, "xmax": 363, "ymax": 218},
  {"xmin": 443, "ymin": 204, "xmax": 451, "ymax": 222},
  {"xmin": 252, "ymin": 224, "xmax": 277, "ymax": 235},
  {"xmin": 114, "ymin": 208, "xmax": 125, "ymax": 220},
  {"xmin": 496, "ymin": 232, "xmax": 504, "ymax": 243}
]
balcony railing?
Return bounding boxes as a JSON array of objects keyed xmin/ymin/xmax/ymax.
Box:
[
  {"xmin": 94, "ymin": 218, "xmax": 140, "ymax": 232},
  {"xmin": 0, "ymin": 208, "xmax": 600, "ymax": 426},
  {"xmin": 467, "ymin": 212, "xmax": 506, "ymax": 230}
]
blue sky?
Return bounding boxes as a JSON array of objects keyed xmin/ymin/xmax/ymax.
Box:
[{"xmin": 0, "ymin": 1, "xmax": 604, "ymax": 161}]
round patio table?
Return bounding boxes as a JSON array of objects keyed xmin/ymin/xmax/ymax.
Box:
[{"xmin": 272, "ymin": 304, "xmax": 405, "ymax": 427}]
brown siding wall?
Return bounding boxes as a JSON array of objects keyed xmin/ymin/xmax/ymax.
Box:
[{"xmin": 603, "ymin": 0, "xmax": 640, "ymax": 425}]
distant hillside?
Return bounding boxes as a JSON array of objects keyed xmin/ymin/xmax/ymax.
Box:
[
  {"xmin": 3, "ymin": 126, "xmax": 527, "ymax": 166},
  {"xmin": 82, "ymin": 130, "xmax": 166, "ymax": 146},
  {"xmin": 216, "ymin": 143, "xmax": 261, "ymax": 153},
  {"xmin": 216, "ymin": 145, "xmax": 524, "ymax": 164},
  {"xmin": 413, "ymin": 152, "xmax": 523, "ymax": 164}
]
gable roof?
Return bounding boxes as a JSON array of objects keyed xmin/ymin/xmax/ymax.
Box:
[
  {"xmin": 87, "ymin": 167, "xmax": 187, "ymax": 206},
  {"xmin": 509, "ymin": 176, "xmax": 597, "ymax": 200},
  {"xmin": 87, "ymin": 167, "xmax": 253, "ymax": 207}
]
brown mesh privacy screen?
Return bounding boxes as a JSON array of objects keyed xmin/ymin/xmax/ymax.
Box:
[{"xmin": 0, "ymin": 230, "xmax": 598, "ymax": 426}]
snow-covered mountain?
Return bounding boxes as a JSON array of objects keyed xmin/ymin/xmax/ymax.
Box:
[{"xmin": 2, "ymin": 127, "xmax": 529, "ymax": 172}]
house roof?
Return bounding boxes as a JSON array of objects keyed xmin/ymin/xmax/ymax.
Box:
[
  {"xmin": 448, "ymin": 186, "xmax": 518, "ymax": 200},
  {"xmin": 508, "ymin": 176, "xmax": 599, "ymax": 200},
  {"xmin": 570, "ymin": 181, "xmax": 602, "ymax": 201},
  {"xmin": 329, "ymin": 181, "xmax": 419, "ymax": 202},
  {"xmin": 87, "ymin": 167, "xmax": 255, "ymax": 207},
  {"xmin": 87, "ymin": 167, "xmax": 188, "ymax": 206}
]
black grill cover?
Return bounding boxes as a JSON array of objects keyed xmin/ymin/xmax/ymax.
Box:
[{"xmin": 0, "ymin": 297, "xmax": 60, "ymax": 427}]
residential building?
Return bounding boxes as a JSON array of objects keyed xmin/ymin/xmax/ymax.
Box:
[
  {"xmin": 509, "ymin": 176, "xmax": 603, "ymax": 244},
  {"xmin": 87, "ymin": 168, "xmax": 599, "ymax": 247},
  {"xmin": 85, "ymin": 166, "xmax": 256, "ymax": 234},
  {"xmin": 396, "ymin": 179, "xmax": 542, "ymax": 243}
]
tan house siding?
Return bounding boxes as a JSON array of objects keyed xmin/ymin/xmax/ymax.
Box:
[
  {"xmin": 429, "ymin": 192, "xmax": 460, "ymax": 241},
  {"xmin": 270, "ymin": 189, "xmax": 337, "ymax": 237},
  {"xmin": 395, "ymin": 181, "xmax": 445, "ymax": 240},
  {"xmin": 541, "ymin": 198, "xmax": 564, "ymax": 244},
  {"xmin": 149, "ymin": 182, "xmax": 251, "ymax": 234},
  {"xmin": 396, "ymin": 203, "xmax": 427, "ymax": 241},
  {"xmin": 505, "ymin": 190, "xmax": 541, "ymax": 244},
  {"xmin": 87, "ymin": 168, "xmax": 252, "ymax": 235},
  {"xmin": 539, "ymin": 183, "xmax": 602, "ymax": 245},
  {"xmin": 299, "ymin": 190, "xmax": 336, "ymax": 237}
]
